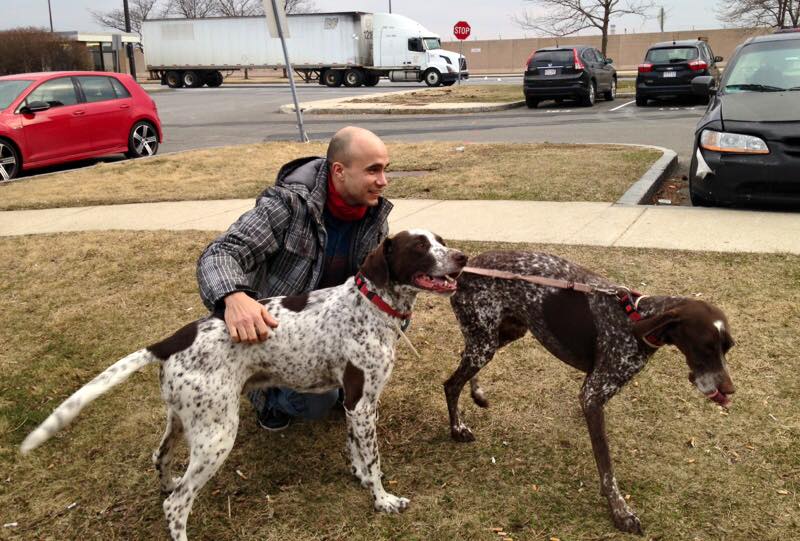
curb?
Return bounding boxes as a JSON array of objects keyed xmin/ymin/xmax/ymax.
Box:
[
  {"xmin": 280, "ymin": 88, "xmax": 526, "ymax": 115},
  {"xmin": 615, "ymin": 144, "xmax": 678, "ymax": 206}
]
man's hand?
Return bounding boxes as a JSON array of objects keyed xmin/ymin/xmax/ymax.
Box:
[{"xmin": 223, "ymin": 292, "xmax": 279, "ymax": 344}]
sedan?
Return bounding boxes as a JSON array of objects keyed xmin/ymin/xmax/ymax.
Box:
[
  {"xmin": 0, "ymin": 71, "xmax": 163, "ymax": 181},
  {"xmin": 689, "ymin": 32, "xmax": 800, "ymax": 207}
]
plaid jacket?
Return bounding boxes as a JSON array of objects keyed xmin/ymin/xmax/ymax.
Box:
[{"xmin": 197, "ymin": 156, "xmax": 392, "ymax": 310}]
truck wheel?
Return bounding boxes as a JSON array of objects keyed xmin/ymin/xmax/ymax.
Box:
[
  {"xmin": 322, "ymin": 69, "xmax": 343, "ymax": 87},
  {"xmin": 423, "ymin": 68, "xmax": 442, "ymax": 87},
  {"xmin": 343, "ymin": 68, "xmax": 365, "ymax": 87},
  {"xmin": 205, "ymin": 71, "xmax": 223, "ymax": 87},
  {"xmin": 182, "ymin": 71, "xmax": 202, "ymax": 88},
  {"xmin": 165, "ymin": 71, "xmax": 183, "ymax": 88},
  {"xmin": 363, "ymin": 72, "xmax": 380, "ymax": 86}
]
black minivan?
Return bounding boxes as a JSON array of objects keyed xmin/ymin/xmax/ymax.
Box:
[
  {"xmin": 636, "ymin": 39, "xmax": 722, "ymax": 105},
  {"xmin": 523, "ymin": 46, "xmax": 617, "ymax": 108}
]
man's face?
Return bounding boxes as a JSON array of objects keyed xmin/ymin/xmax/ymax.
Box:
[{"xmin": 332, "ymin": 137, "xmax": 389, "ymax": 207}]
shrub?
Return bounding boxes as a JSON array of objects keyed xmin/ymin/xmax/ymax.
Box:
[{"xmin": 0, "ymin": 27, "xmax": 92, "ymax": 75}]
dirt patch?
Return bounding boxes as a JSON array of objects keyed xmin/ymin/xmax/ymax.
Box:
[
  {"xmin": 649, "ymin": 174, "xmax": 691, "ymax": 206},
  {"xmin": 348, "ymin": 84, "xmax": 523, "ymax": 105}
]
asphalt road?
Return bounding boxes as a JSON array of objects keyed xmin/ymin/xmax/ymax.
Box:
[{"xmin": 152, "ymin": 76, "xmax": 704, "ymax": 173}]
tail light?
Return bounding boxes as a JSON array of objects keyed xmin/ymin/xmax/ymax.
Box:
[
  {"xmin": 638, "ymin": 63, "xmax": 654, "ymax": 73},
  {"xmin": 525, "ymin": 50, "xmax": 536, "ymax": 70},
  {"xmin": 689, "ymin": 59, "xmax": 708, "ymax": 71},
  {"xmin": 573, "ymin": 48, "xmax": 585, "ymax": 70}
]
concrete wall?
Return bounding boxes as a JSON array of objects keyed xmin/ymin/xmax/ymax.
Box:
[{"xmin": 443, "ymin": 27, "xmax": 771, "ymax": 73}]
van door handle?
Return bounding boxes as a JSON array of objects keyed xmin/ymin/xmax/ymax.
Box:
[{"xmin": 72, "ymin": 110, "xmax": 85, "ymax": 116}]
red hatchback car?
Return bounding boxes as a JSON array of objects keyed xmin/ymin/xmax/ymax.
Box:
[{"xmin": 0, "ymin": 71, "xmax": 163, "ymax": 181}]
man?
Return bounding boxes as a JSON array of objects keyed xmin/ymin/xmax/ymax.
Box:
[{"xmin": 197, "ymin": 126, "xmax": 392, "ymax": 430}]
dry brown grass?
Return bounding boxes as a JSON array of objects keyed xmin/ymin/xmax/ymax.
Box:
[
  {"xmin": 0, "ymin": 142, "xmax": 660, "ymax": 211},
  {"xmin": 1, "ymin": 231, "xmax": 799, "ymax": 540}
]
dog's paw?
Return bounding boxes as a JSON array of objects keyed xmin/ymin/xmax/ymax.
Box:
[
  {"xmin": 374, "ymin": 493, "xmax": 410, "ymax": 513},
  {"xmin": 471, "ymin": 389, "xmax": 489, "ymax": 408},
  {"xmin": 450, "ymin": 423, "xmax": 476, "ymax": 443},
  {"xmin": 613, "ymin": 510, "xmax": 643, "ymax": 536},
  {"xmin": 160, "ymin": 477, "xmax": 181, "ymax": 495}
]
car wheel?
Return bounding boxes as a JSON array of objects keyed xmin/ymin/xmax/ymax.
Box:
[
  {"xmin": 604, "ymin": 78, "xmax": 616, "ymax": 101},
  {"xmin": 689, "ymin": 187, "xmax": 715, "ymax": 207},
  {"xmin": 635, "ymin": 94, "xmax": 648, "ymax": 106},
  {"xmin": 205, "ymin": 71, "xmax": 224, "ymax": 87},
  {"xmin": 182, "ymin": 71, "xmax": 202, "ymax": 88},
  {"xmin": 126, "ymin": 121, "xmax": 159, "ymax": 159},
  {"xmin": 525, "ymin": 96, "xmax": 539, "ymax": 108},
  {"xmin": 0, "ymin": 139, "xmax": 21, "ymax": 181},
  {"xmin": 343, "ymin": 68, "xmax": 365, "ymax": 87},
  {"xmin": 322, "ymin": 69, "xmax": 343, "ymax": 87},
  {"xmin": 423, "ymin": 68, "xmax": 442, "ymax": 87},
  {"xmin": 363, "ymin": 72, "xmax": 380, "ymax": 87},
  {"xmin": 165, "ymin": 71, "xmax": 183, "ymax": 89},
  {"xmin": 581, "ymin": 81, "xmax": 596, "ymax": 106}
]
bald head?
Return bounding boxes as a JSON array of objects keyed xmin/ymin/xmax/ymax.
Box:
[{"xmin": 326, "ymin": 126, "xmax": 385, "ymax": 166}]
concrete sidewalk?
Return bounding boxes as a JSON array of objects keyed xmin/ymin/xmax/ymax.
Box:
[{"xmin": 2, "ymin": 199, "xmax": 799, "ymax": 254}]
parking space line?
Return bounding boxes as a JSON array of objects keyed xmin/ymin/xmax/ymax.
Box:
[{"xmin": 610, "ymin": 100, "xmax": 635, "ymax": 112}]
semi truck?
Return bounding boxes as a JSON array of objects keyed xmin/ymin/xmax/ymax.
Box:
[{"xmin": 141, "ymin": 12, "xmax": 469, "ymax": 88}]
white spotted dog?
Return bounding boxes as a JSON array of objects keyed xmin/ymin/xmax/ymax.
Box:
[
  {"xmin": 21, "ymin": 230, "xmax": 468, "ymax": 541},
  {"xmin": 445, "ymin": 250, "xmax": 735, "ymax": 535}
]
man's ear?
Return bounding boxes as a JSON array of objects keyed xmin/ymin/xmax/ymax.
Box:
[
  {"xmin": 632, "ymin": 310, "xmax": 680, "ymax": 344},
  {"xmin": 330, "ymin": 161, "xmax": 344, "ymax": 179},
  {"xmin": 359, "ymin": 237, "xmax": 392, "ymax": 288}
]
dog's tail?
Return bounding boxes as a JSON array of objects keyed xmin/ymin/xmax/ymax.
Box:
[{"xmin": 20, "ymin": 349, "xmax": 158, "ymax": 455}]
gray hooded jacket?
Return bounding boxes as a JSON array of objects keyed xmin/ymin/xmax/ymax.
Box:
[{"xmin": 196, "ymin": 156, "xmax": 392, "ymax": 310}]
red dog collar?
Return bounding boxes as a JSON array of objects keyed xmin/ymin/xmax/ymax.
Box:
[
  {"xmin": 355, "ymin": 273, "xmax": 412, "ymax": 322},
  {"xmin": 618, "ymin": 291, "xmax": 665, "ymax": 348}
]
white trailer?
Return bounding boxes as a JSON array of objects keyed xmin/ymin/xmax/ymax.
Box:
[{"xmin": 141, "ymin": 12, "xmax": 468, "ymax": 88}]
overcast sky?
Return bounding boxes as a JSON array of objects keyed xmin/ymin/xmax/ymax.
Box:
[{"xmin": 5, "ymin": 1, "xmax": 728, "ymax": 40}]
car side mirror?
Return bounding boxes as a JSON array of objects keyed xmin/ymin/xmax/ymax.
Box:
[
  {"xmin": 20, "ymin": 100, "xmax": 51, "ymax": 114},
  {"xmin": 714, "ymin": 56, "xmax": 723, "ymax": 63},
  {"xmin": 605, "ymin": 58, "xmax": 613, "ymax": 64},
  {"xmin": 692, "ymin": 75, "xmax": 716, "ymax": 96}
]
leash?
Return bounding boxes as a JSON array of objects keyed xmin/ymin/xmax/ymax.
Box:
[{"xmin": 461, "ymin": 266, "xmax": 664, "ymax": 348}]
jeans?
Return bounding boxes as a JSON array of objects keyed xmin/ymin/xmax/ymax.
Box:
[{"xmin": 249, "ymin": 387, "xmax": 340, "ymax": 420}]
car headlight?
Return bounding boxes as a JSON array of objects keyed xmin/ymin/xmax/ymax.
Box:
[{"xmin": 700, "ymin": 129, "xmax": 769, "ymax": 154}]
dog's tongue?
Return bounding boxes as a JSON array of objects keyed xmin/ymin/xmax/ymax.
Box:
[
  {"xmin": 414, "ymin": 274, "xmax": 456, "ymax": 292},
  {"xmin": 706, "ymin": 390, "xmax": 731, "ymax": 407}
]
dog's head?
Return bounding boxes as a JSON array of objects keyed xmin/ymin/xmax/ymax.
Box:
[
  {"xmin": 633, "ymin": 299, "xmax": 736, "ymax": 407},
  {"xmin": 359, "ymin": 229, "xmax": 467, "ymax": 295}
]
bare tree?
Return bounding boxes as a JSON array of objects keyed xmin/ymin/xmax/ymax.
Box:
[
  {"xmin": 89, "ymin": 0, "xmax": 160, "ymax": 37},
  {"xmin": 284, "ymin": 0, "xmax": 317, "ymax": 14},
  {"xmin": 718, "ymin": 0, "xmax": 799, "ymax": 28},
  {"xmin": 216, "ymin": 0, "xmax": 261, "ymax": 16},
  {"xmin": 163, "ymin": 0, "xmax": 218, "ymax": 18},
  {"xmin": 513, "ymin": 0, "xmax": 654, "ymax": 55}
]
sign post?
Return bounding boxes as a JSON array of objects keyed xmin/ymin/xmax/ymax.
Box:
[
  {"xmin": 453, "ymin": 21, "xmax": 471, "ymax": 86},
  {"xmin": 262, "ymin": 0, "xmax": 308, "ymax": 142}
]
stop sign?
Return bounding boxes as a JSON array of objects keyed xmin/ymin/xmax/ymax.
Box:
[{"xmin": 453, "ymin": 21, "xmax": 471, "ymax": 40}]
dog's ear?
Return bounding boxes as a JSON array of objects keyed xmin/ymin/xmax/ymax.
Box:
[
  {"xmin": 632, "ymin": 309, "xmax": 680, "ymax": 344},
  {"xmin": 359, "ymin": 237, "xmax": 391, "ymax": 288}
]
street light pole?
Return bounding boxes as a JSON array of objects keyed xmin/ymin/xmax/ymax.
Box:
[
  {"xmin": 47, "ymin": 0, "xmax": 54, "ymax": 32},
  {"xmin": 122, "ymin": 0, "xmax": 137, "ymax": 78},
  {"xmin": 389, "ymin": 1, "xmax": 392, "ymax": 13}
]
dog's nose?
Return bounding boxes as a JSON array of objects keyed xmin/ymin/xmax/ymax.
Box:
[{"xmin": 452, "ymin": 251, "xmax": 468, "ymax": 267}]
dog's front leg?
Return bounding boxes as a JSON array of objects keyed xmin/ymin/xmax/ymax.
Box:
[
  {"xmin": 346, "ymin": 401, "xmax": 409, "ymax": 513},
  {"xmin": 580, "ymin": 372, "xmax": 644, "ymax": 535}
]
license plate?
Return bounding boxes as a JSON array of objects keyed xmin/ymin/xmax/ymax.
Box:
[
  {"xmin": 663, "ymin": 71, "xmax": 677, "ymax": 78},
  {"xmin": 544, "ymin": 68, "xmax": 556, "ymax": 76}
]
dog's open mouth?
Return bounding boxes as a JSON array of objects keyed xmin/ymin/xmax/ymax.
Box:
[
  {"xmin": 413, "ymin": 272, "xmax": 459, "ymax": 293},
  {"xmin": 705, "ymin": 389, "xmax": 732, "ymax": 408}
]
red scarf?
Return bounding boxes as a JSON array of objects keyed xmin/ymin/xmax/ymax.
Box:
[{"xmin": 326, "ymin": 172, "xmax": 367, "ymax": 221}]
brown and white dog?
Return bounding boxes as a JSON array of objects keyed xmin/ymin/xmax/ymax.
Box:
[
  {"xmin": 445, "ymin": 250, "xmax": 735, "ymax": 535},
  {"xmin": 21, "ymin": 230, "xmax": 467, "ymax": 541}
]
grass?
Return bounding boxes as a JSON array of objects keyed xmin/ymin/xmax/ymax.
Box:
[
  {"xmin": 0, "ymin": 142, "xmax": 660, "ymax": 211},
  {"xmin": 1, "ymin": 231, "xmax": 799, "ymax": 540}
]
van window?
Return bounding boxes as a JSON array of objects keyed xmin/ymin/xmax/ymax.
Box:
[
  {"xmin": 25, "ymin": 77, "xmax": 78, "ymax": 107},
  {"xmin": 408, "ymin": 38, "xmax": 424, "ymax": 52},
  {"xmin": 645, "ymin": 47, "xmax": 699, "ymax": 63},
  {"xmin": 531, "ymin": 50, "xmax": 574, "ymax": 67},
  {"xmin": 77, "ymin": 76, "xmax": 117, "ymax": 103}
]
